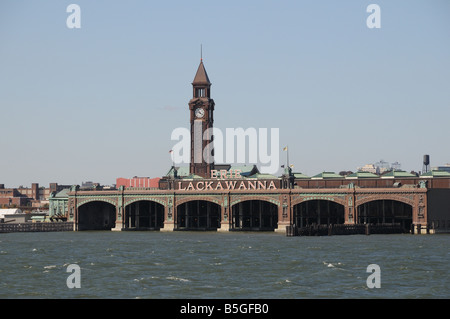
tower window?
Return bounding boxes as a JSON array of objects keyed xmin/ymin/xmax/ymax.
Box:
[{"xmin": 196, "ymin": 88, "xmax": 205, "ymax": 97}]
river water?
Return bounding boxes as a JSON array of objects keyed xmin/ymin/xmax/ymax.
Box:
[{"xmin": 0, "ymin": 231, "xmax": 448, "ymax": 299}]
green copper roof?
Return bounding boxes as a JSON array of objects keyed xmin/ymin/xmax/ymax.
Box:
[
  {"xmin": 346, "ymin": 171, "xmax": 379, "ymax": 179},
  {"xmin": 229, "ymin": 165, "xmax": 259, "ymax": 176},
  {"xmin": 184, "ymin": 174, "xmax": 204, "ymax": 179},
  {"xmin": 247, "ymin": 173, "xmax": 279, "ymax": 179},
  {"xmin": 420, "ymin": 170, "xmax": 450, "ymax": 177},
  {"xmin": 53, "ymin": 188, "xmax": 70, "ymax": 198},
  {"xmin": 381, "ymin": 170, "xmax": 416, "ymax": 178},
  {"xmin": 293, "ymin": 172, "xmax": 310, "ymax": 179},
  {"xmin": 311, "ymin": 172, "xmax": 342, "ymax": 179},
  {"xmin": 166, "ymin": 166, "xmax": 190, "ymax": 177}
]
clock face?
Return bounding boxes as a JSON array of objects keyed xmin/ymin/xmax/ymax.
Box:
[{"xmin": 195, "ymin": 108, "xmax": 205, "ymax": 118}]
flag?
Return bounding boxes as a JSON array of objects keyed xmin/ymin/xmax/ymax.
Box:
[{"xmin": 283, "ymin": 146, "xmax": 288, "ymax": 151}]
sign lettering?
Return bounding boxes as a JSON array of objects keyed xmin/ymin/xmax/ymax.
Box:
[{"xmin": 177, "ymin": 180, "xmax": 278, "ymax": 191}]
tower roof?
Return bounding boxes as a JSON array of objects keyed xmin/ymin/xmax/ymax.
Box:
[{"xmin": 192, "ymin": 60, "xmax": 211, "ymax": 85}]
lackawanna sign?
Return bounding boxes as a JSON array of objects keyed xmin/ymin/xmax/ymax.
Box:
[
  {"xmin": 176, "ymin": 169, "xmax": 281, "ymax": 191},
  {"xmin": 177, "ymin": 179, "xmax": 279, "ymax": 191}
]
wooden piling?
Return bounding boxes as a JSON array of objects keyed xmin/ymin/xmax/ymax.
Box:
[{"xmin": 365, "ymin": 224, "xmax": 370, "ymax": 235}]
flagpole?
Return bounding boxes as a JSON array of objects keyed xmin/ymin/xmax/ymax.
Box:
[
  {"xmin": 169, "ymin": 150, "xmax": 174, "ymax": 169},
  {"xmin": 287, "ymin": 145, "xmax": 289, "ymax": 169}
]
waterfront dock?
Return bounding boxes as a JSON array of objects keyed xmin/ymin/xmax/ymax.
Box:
[{"xmin": 286, "ymin": 223, "xmax": 411, "ymax": 236}]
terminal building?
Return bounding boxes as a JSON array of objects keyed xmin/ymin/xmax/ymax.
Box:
[{"xmin": 50, "ymin": 60, "xmax": 450, "ymax": 234}]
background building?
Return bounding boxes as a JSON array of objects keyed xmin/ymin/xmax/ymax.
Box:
[
  {"xmin": 357, "ymin": 160, "xmax": 402, "ymax": 175},
  {"xmin": 431, "ymin": 163, "xmax": 450, "ymax": 173},
  {"xmin": 0, "ymin": 183, "xmax": 70, "ymax": 209}
]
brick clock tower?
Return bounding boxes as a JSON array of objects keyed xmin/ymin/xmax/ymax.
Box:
[{"xmin": 189, "ymin": 59, "xmax": 215, "ymax": 178}]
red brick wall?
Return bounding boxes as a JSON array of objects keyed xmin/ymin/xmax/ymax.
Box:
[{"xmin": 116, "ymin": 177, "xmax": 161, "ymax": 188}]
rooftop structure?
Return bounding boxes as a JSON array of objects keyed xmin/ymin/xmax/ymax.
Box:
[{"xmin": 431, "ymin": 164, "xmax": 450, "ymax": 173}]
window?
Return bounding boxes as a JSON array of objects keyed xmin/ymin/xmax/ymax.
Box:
[{"xmin": 196, "ymin": 88, "xmax": 205, "ymax": 97}]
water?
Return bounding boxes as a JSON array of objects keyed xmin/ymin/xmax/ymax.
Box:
[{"xmin": 0, "ymin": 231, "xmax": 448, "ymax": 299}]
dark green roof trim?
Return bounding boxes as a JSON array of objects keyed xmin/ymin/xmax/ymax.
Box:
[
  {"xmin": 346, "ymin": 172, "xmax": 379, "ymax": 179},
  {"xmin": 311, "ymin": 172, "xmax": 343, "ymax": 179},
  {"xmin": 293, "ymin": 172, "xmax": 310, "ymax": 179},
  {"xmin": 247, "ymin": 173, "xmax": 279, "ymax": 179},
  {"xmin": 420, "ymin": 170, "xmax": 450, "ymax": 177}
]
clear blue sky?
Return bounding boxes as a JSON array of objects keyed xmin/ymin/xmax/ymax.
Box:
[{"xmin": 1, "ymin": 0, "xmax": 449, "ymax": 187}]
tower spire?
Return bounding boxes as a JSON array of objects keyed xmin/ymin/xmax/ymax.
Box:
[
  {"xmin": 200, "ymin": 44, "xmax": 203, "ymax": 61},
  {"xmin": 192, "ymin": 59, "xmax": 211, "ymax": 85}
]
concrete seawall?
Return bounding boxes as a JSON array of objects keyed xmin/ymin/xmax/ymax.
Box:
[{"xmin": 0, "ymin": 222, "xmax": 74, "ymax": 233}]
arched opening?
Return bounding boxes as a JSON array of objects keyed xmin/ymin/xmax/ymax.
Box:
[
  {"xmin": 293, "ymin": 200, "xmax": 345, "ymax": 227},
  {"xmin": 124, "ymin": 200, "xmax": 164, "ymax": 230},
  {"xmin": 176, "ymin": 200, "xmax": 221, "ymax": 231},
  {"xmin": 78, "ymin": 201, "xmax": 116, "ymax": 231},
  {"xmin": 231, "ymin": 200, "xmax": 278, "ymax": 231},
  {"xmin": 357, "ymin": 200, "xmax": 412, "ymax": 230}
]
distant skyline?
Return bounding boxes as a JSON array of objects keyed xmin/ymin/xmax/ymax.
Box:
[{"xmin": 1, "ymin": 0, "xmax": 449, "ymax": 187}]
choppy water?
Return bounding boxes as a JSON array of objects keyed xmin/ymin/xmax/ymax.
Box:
[{"xmin": 0, "ymin": 231, "xmax": 448, "ymax": 299}]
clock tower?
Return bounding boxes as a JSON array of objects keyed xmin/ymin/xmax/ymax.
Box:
[{"xmin": 189, "ymin": 59, "xmax": 215, "ymax": 177}]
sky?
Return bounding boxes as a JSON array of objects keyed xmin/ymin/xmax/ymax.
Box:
[{"xmin": 0, "ymin": 0, "xmax": 449, "ymax": 187}]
